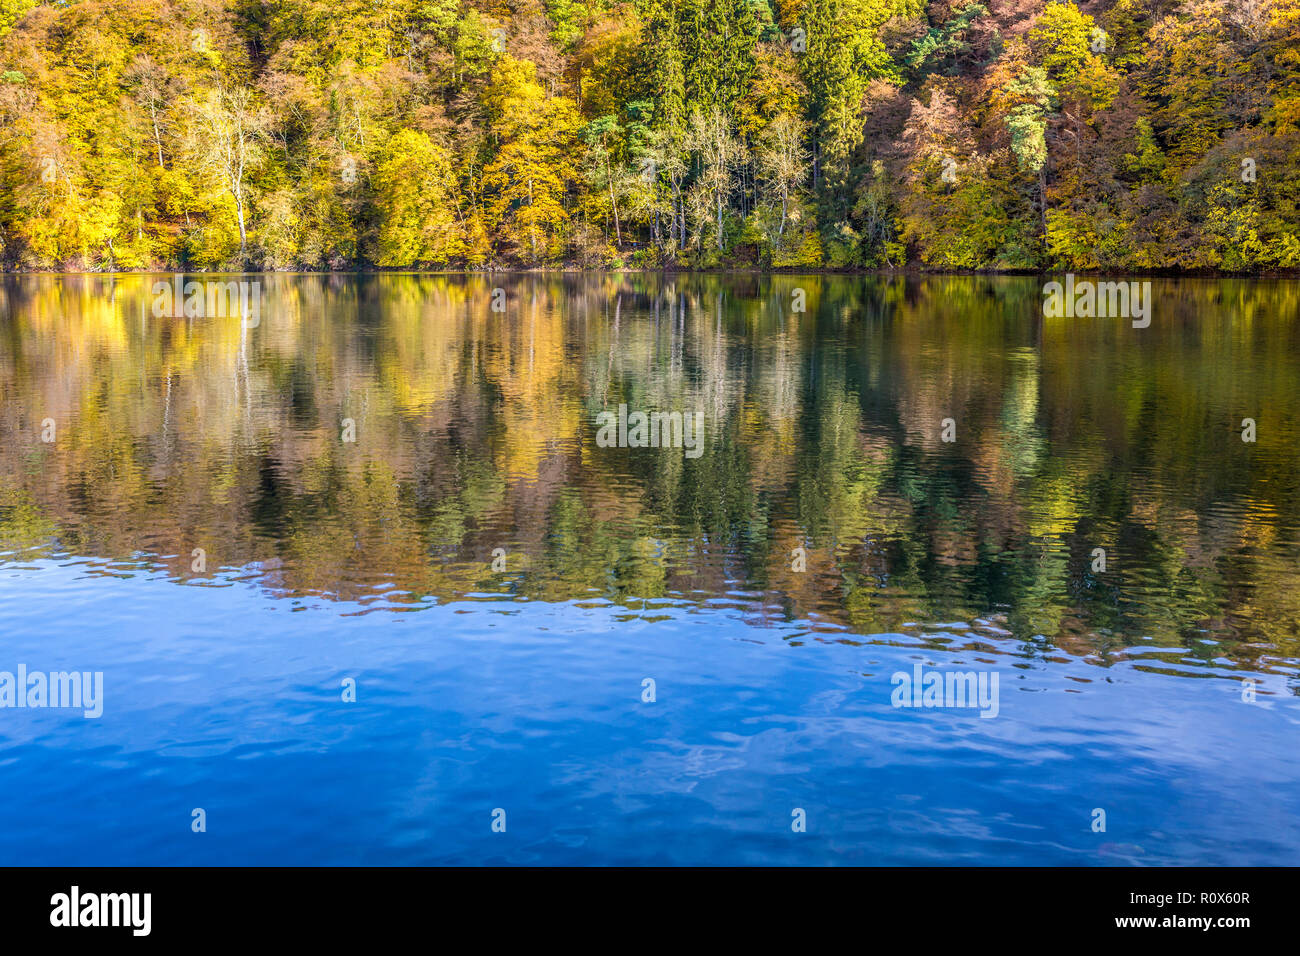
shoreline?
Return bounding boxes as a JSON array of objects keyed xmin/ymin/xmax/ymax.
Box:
[{"xmin": 5, "ymin": 266, "xmax": 1300, "ymax": 279}]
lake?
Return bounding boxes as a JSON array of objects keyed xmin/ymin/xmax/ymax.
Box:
[{"xmin": 0, "ymin": 273, "xmax": 1297, "ymax": 865}]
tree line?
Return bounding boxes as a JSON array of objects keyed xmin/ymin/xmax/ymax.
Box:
[{"xmin": 1, "ymin": 0, "xmax": 1297, "ymax": 272}]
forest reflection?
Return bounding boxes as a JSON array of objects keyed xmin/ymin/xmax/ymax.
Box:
[{"xmin": 2, "ymin": 273, "xmax": 1299, "ymax": 679}]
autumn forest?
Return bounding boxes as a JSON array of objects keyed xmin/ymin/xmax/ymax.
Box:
[{"xmin": 0, "ymin": 0, "xmax": 1298, "ymax": 272}]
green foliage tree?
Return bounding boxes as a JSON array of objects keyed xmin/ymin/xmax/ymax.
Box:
[
  {"xmin": 372, "ymin": 129, "xmax": 463, "ymax": 266},
  {"xmin": 0, "ymin": 0, "xmax": 1295, "ymax": 271},
  {"xmin": 482, "ymin": 58, "xmax": 581, "ymax": 263}
]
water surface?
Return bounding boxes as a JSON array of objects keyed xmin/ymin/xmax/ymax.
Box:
[{"xmin": 1, "ymin": 273, "xmax": 1297, "ymax": 864}]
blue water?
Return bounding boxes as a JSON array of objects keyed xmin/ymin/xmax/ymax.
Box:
[
  {"xmin": 2, "ymin": 557, "xmax": 1296, "ymax": 865},
  {"xmin": 3, "ymin": 273, "xmax": 1300, "ymax": 865}
]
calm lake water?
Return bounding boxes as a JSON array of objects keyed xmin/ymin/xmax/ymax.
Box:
[{"xmin": 1, "ymin": 273, "xmax": 1298, "ymax": 865}]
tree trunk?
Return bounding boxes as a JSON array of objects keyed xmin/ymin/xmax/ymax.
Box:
[
  {"xmin": 606, "ymin": 155, "xmax": 622, "ymax": 245},
  {"xmin": 234, "ymin": 187, "xmax": 248, "ymax": 259},
  {"xmin": 716, "ymin": 187, "xmax": 723, "ymax": 251},
  {"xmin": 528, "ymin": 178, "xmax": 537, "ymax": 261},
  {"xmin": 1038, "ymin": 166, "xmax": 1048, "ymax": 238},
  {"xmin": 149, "ymin": 102, "xmax": 164, "ymax": 168}
]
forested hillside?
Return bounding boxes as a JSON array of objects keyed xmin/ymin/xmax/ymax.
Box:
[{"xmin": 1, "ymin": 0, "xmax": 1298, "ymax": 271}]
